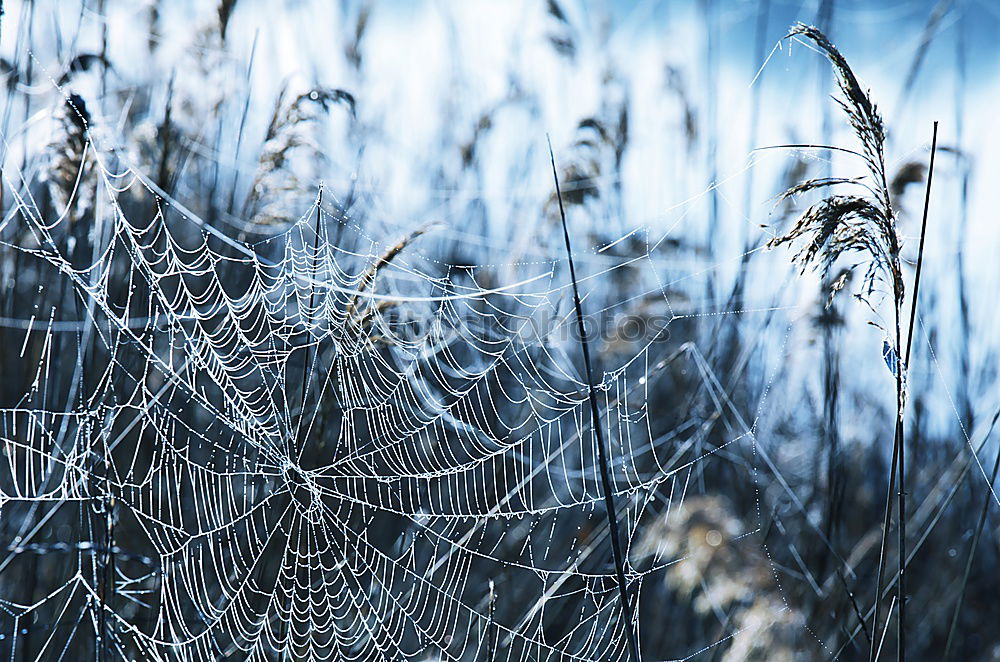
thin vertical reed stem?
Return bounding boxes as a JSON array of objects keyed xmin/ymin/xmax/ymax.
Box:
[
  {"xmin": 896, "ymin": 119, "xmax": 938, "ymax": 662},
  {"xmin": 548, "ymin": 136, "xmax": 640, "ymax": 662}
]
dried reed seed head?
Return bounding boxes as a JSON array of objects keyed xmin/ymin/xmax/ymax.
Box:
[
  {"xmin": 266, "ymin": 87, "xmax": 357, "ymax": 142},
  {"xmin": 546, "ymin": 0, "xmax": 568, "ymax": 23},
  {"xmin": 547, "ymin": 117, "xmax": 617, "ymax": 212},
  {"xmin": 826, "ymin": 267, "xmax": 852, "ymax": 310},
  {"xmin": 778, "ymin": 176, "xmax": 864, "ymax": 200},
  {"xmin": 890, "ymin": 161, "xmax": 927, "ymax": 199},
  {"xmin": 218, "ymin": 0, "xmax": 238, "ymax": 42},
  {"xmin": 546, "ymin": 0, "xmax": 576, "ymax": 58},
  {"xmin": 635, "ymin": 497, "xmax": 809, "ymax": 657},
  {"xmin": 635, "ymin": 496, "xmax": 781, "ymax": 619},
  {"xmin": 769, "ymin": 194, "xmax": 902, "ymax": 303},
  {"xmin": 57, "ymin": 53, "xmax": 111, "ymax": 87},
  {"xmin": 45, "ymin": 93, "xmax": 95, "ymax": 222},
  {"xmin": 771, "ymin": 25, "xmax": 904, "ymax": 310},
  {"xmin": 788, "ymin": 23, "xmax": 886, "ymax": 178},
  {"xmin": 634, "ymin": 496, "xmax": 741, "ymax": 570},
  {"xmin": 780, "ymin": 155, "xmax": 810, "ymax": 191},
  {"xmin": 460, "ymin": 111, "xmax": 494, "ymax": 167},
  {"xmin": 345, "ymin": 223, "xmax": 436, "ymax": 320},
  {"xmin": 345, "ymin": 3, "xmax": 371, "ymax": 70},
  {"xmin": 721, "ymin": 596, "xmax": 805, "ymax": 662},
  {"xmin": 64, "ymin": 93, "xmax": 91, "ymax": 133}
]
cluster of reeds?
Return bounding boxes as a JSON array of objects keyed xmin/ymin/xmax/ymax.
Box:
[{"xmin": 243, "ymin": 86, "xmax": 356, "ymax": 230}]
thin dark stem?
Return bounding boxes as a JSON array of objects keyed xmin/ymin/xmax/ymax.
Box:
[
  {"xmin": 280, "ymin": 188, "xmax": 323, "ymax": 661},
  {"xmin": 894, "ymin": 314, "xmax": 906, "ymax": 662},
  {"xmin": 869, "ymin": 121, "xmax": 937, "ymax": 662},
  {"xmin": 839, "ymin": 569, "xmax": 873, "ymax": 647},
  {"xmin": 836, "ymin": 409, "xmax": 1000, "ymax": 661},
  {"xmin": 944, "ymin": 411, "xmax": 1000, "ymax": 659},
  {"xmin": 897, "ymin": 120, "xmax": 937, "ymax": 662},
  {"xmin": 99, "ymin": 437, "xmax": 114, "ymax": 662},
  {"xmin": 869, "ymin": 439, "xmax": 898, "ymax": 662},
  {"xmin": 905, "ymin": 122, "xmax": 938, "ymax": 368},
  {"xmin": 548, "ymin": 136, "xmax": 640, "ymax": 662}
]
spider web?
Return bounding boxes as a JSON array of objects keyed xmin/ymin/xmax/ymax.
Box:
[
  {"xmin": 13, "ymin": 15, "xmax": 923, "ymax": 650},
  {"xmin": 0, "ymin": 114, "xmax": 794, "ymax": 662}
]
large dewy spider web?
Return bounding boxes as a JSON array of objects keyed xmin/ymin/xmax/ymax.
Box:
[{"xmin": 0, "ymin": 121, "xmax": 780, "ymax": 661}]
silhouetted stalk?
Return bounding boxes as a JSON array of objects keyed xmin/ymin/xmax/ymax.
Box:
[
  {"xmin": 871, "ymin": 427, "xmax": 899, "ymax": 662},
  {"xmin": 280, "ymin": 187, "xmax": 323, "ymax": 661},
  {"xmin": 815, "ymin": 2, "xmax": 842, "ymax": 584},
  {"xmin": 839, "ymin": 569, "xmax": 872, "ymax": 647},
  {"xmin": 871, "ymin": 122, "xmax": 936, "ymax": 662},
  {"xmin": 895, "ymin": 120, "xmax": 937, "ymax": 662},
  {"xmin": 816, "ymin": 0, "xmax": 834, "ymax": 181},
  {"xmin": 819, "ymin": 291, "xmax": 842, "ymax": 577},
  {"xmin": 548, "ymin": 136, "xmax": 639, "ymax": 662}
]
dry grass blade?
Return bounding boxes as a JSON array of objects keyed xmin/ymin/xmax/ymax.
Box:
[{"xmin": 344, "ymin": 222, "xmax": 436, "ymax": 322}]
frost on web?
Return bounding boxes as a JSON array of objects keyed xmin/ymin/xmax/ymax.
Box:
[{"xmin": 0, "ymin": 95, "xmax": 799, "ymax": 662}]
